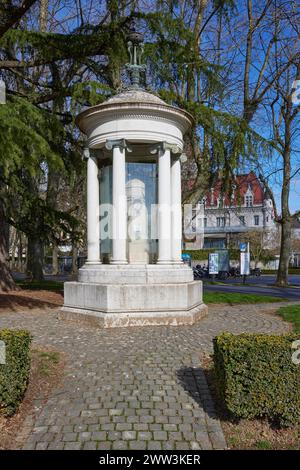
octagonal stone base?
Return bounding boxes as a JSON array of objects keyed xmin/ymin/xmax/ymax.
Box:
[{"xmin": 60, "ymin": 277, "xmax": 207, "ymax": 328}]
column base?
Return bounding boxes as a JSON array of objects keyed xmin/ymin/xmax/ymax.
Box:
[{"xmin": 110, "ymin": 260, "xmax": 128, "ymax": 265}]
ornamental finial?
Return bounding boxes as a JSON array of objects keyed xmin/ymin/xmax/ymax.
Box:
[{"xmin": 125, "ymin": 24, "xmax": 146, "ymax": 90}]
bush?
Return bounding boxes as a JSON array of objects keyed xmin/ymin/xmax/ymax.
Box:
[
  {"xmin": 213, "ymin": 332, "xmax": 300, "ymax": 427},
  {"xmin": 0, "ymin": 329, "xmax": 32, "ymax": 416}
]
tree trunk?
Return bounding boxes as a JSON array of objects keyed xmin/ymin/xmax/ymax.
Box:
[
  {"xmin": 276, "ymin": 220, "xmax": 291, "ymax": 286},
  {"xmin": 39, "ymin": 0, "xmax": 49, "ymax": 32},
  {"xmin": 26, "ymin": 237, "xmax": 44, "ymax": 281},
  {"xmin": 52, "ymin": 242, "xmax": 59, "ymax": 275},
  {"xmin": 0, "ymin": 200, "xmax": 17, "ymax": 291},
  {"xmin": 275, "ymin": 88, "xmax": 293, "ymax": 287},
  {"xmin": 9, "ymin": 226, "xmax": 18, "ymax": 271},
  {"xmin": 72, "ymin": 244, "xmax": 78, "ymax": 275},
  {"xmin": 17, "ymin": 232, "xmax": 24, "ymax": 272}
]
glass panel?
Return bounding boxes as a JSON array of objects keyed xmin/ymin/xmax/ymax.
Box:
[
  {"xmin": 99, "ymin": 165, "xmax": 112, "ymax": 261},
  {"xmin": 99, "ymin": 161, "xmax": 158, "ymax": 264},
  {"xmin": 126, "ymin": 162, "xmax": 158, "ymax": 264}
]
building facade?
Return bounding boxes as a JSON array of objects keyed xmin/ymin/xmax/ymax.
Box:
[{"xmin": 202, "ymin": 172, "xmax": 276, "ymax": 249}]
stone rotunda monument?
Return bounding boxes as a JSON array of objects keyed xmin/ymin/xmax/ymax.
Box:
[{"xmin": 60, "ymin": 29, "xmax": 207, "ymax": 327}]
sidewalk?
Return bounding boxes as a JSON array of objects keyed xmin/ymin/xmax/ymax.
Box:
[{"xmin": 0, "ymin": 302, "xmax": 290, "ymax": 450}]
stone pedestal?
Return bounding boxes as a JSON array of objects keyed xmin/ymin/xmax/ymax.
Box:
[{"xmin": 60, "ymin": 264, "xmax": 207, "ymax": 328}]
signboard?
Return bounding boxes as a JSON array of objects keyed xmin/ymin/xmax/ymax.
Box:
[
  {"xmin": 240, "ymin": 242, "xmax": 247, "ymax": 252},
  {"xmin": 217, "ymin": 250, "xmax": 230, "ymax": 272},
  {"xmin": 209, "ymin": 253, "xmax": 219, "ymax": 275},
  {"xmin": 182, "ymin": 253, "xmax": 191, "ymax": 266},
  {"xmin": 240, "ymin": 252, "xmax": 250, "ymax": 275}
]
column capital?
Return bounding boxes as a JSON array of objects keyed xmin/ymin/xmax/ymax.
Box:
[
  {"xmin": 150, "ymin": 142, "xmax": 182, "ymax": 155},
  {"xmin": 82, "ymin": 147, "xmax": 101, "ymax": 161},
  {"xmin": 82, "ymin": 146, "xmax": 90, "ymax": 161},
  {"xmin": 105, "ymin": 139, "xmax": 132, "ymax": 152},
  {"xmin": 179, "ymin": 153, "xmax": 188, "ymax": 163}
]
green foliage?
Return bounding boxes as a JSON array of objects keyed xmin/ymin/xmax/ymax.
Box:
[
  {"xmin": 261, "ymin": 268, "xmax": 300, "ymax": 275},
  {"xmin": 70, "ymin": 81, "xmax": 112, "ymax": 108},
  {"xmin": 204, "ymin": 292, "xmax": 286, "ymax": 304},
  {"xmin": 0, "ymin": 329, "xmax": 32, "ymax": 416},
  {"xmin": 33, "ymin": 349, "xmax": 60, "ymax": 377},
  {"xmin": 16, "ymin": 279, "xmax": 63, "ymax": 291},
  {"xmin": 255, "ymin": 440, "xmax": 272, "ymax": 450},
  {"xmin": 277, "ymin": 305, "xmax": 300, "ymax": 333},
  {"xmin": 0, "ymin": 28, "xmax": 112, "ymax": 65},
  {"xmin": 0, "ymin": 95, "xmax": 63, "ymax": 179},
  {"xmin": 0, "ymin": 95, "xmax": 82, "ymax": 242},
  {"xmin": 183, "ymin": 248, "xmax": 239, "ymax": 261},
  {"xmin": 213, "ymin": 333, "xmax": 300, "ymax": 427}
]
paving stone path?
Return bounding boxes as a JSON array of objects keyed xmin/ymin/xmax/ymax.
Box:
[{"xmin": 0, "ymin": 302, "xmax": 291, "ymax": 450}]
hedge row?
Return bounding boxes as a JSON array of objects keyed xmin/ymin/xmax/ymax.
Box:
[
  {"xmin": 0, "ymin": 329, "xmax": 32, "ymax": 416},
  {"xmin": 183, "ymin": 249, "xmax": 240, "ymax": 261},
  {"xmin": 213, "ymin": 333, "xmax": 300, "ymax": 427}
]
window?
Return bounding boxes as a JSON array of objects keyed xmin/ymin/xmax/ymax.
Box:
[
  {"xmin": 217, "ymin": 217, "xmax": 226, "ymax": 227},
  {"xmin": 254, "ymin": 215, "xmax": 259, "ymax": 226},
  {"xmin": 204, "ymin": 218, "xmax": 207, "ymax": 228},
  {"xmin": 245, "ymin": 195, "xmax": 253, "ymax": 207},
  {"xmin": 239, "ymin": 216, "xmax": 245, "ymax": 225},
  {"xmin": 204, "ymin": 238, "xmax": 226, "ymax": 249}
]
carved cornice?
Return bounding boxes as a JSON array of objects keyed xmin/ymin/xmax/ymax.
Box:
[{"xmin": 76, "ymin": 103, "xmax": 194, "ymax": 135}]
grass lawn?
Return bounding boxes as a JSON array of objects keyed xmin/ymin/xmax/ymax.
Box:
[
  {"xmin": 16, "ymin": 279, "xmax": 63, "ymax": 291},
  {"xmin": 277, "ymin": 305, "xmax": 300, "ymax": 332},
  {"xmin": 203, "ymin": 291, "xmax": 287, "ymax": 305}
]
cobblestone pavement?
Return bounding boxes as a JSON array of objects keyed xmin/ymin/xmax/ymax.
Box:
[{"xmin": 0, "ymin": 302, "xmax": 291, "ymax": 450}]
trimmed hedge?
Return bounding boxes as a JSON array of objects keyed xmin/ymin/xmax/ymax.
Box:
[
  {"xmin": 0, "ymin": 329, "xmax": 32, "ymax": 416},
  {"xmin": 213, "ymin": 333, "xmax": 300, "ymax": 427},
  {"xmin": 183, "ymin": 248, "xmax": 239, "ymax": 261},
  {"xmin": 261, "ymin": 268, "xmax": 300, "ymax": 275}
]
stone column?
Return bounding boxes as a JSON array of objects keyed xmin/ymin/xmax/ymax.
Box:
[
  {"xmin": 85, "ymin": 148, "xmax": 101, "ymax": 264},
  {"xmin": 106, "ymin": 139, "xmax": 129, "ymax": 264},
  {"xmin": 157, "ymin": 144, "xmax": 172, "ymax": 264},
  {"xmin": 171, "ymin": 155, "xmax": 183, "ymax": 263}
]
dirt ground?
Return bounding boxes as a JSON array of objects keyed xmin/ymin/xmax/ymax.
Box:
[{"xmin": 0, "ymin": 289, "xmax": 63, "ymax": 312}]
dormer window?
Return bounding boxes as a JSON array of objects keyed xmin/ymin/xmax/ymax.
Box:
[
  {"xmin": 217, "ymin": 196, "xmax": 224, "ymax": 208},
  {"xmin": 245, "ymin": 195, "xmax": 253, "ymax": 207}
]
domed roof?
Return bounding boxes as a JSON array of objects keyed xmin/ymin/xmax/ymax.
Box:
[{"xmin": 105, "ymin": 89, "xmax": 166, "ymax": 106}]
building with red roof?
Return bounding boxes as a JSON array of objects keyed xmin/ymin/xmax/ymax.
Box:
[{"xmin": 201, "ymin": 172, "xmax": 276, "ymax": 249}]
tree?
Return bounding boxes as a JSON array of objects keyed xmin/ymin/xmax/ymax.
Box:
[
  {"xmin": 258, "ymin": 63, "xmax": 300, "ymax": 286},
  {"xmin": 0, "ymin": 0, "xmax": 132, "ymax": 286},
  {"xmin": 229, "ymin": 230, "xmax": 278, "ymax": 268},
  {"xmin": 0, "ymin": 0, "xmax": 38, "ymax": 39}
]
